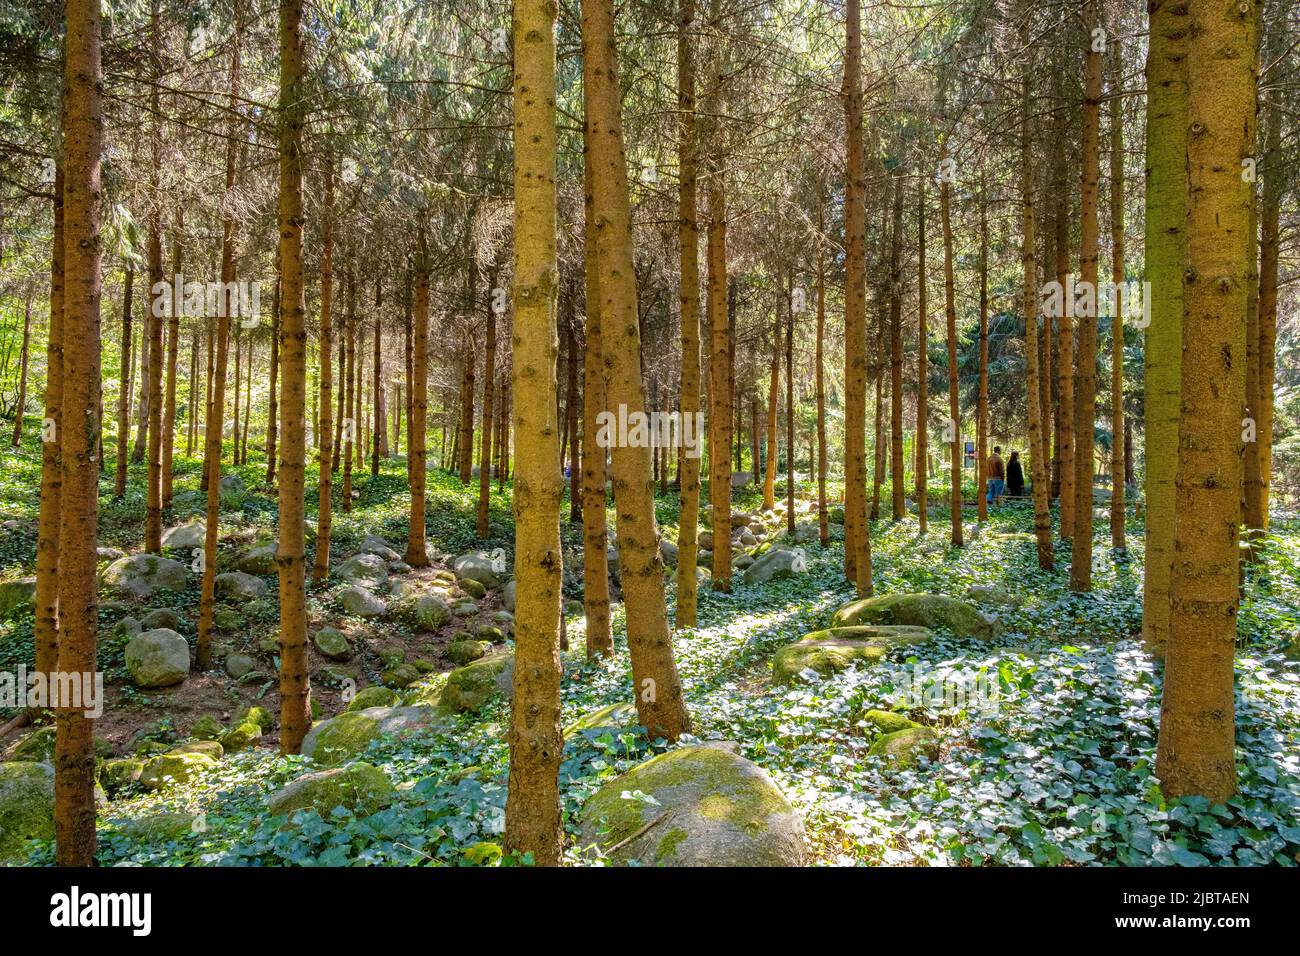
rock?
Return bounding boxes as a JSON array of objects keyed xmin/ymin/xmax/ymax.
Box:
[
  {"xmin": 452, "ymin": 551, "xmax": 502, "ymax": 589},
  {"xmin": 867, "ymin": 726, "xmax": 940, "ymax": 767},
  {"xmin": 452, "ymin": 599, "xmax": 477, "ymax": 617},
  {"xmin": 215, "ymin": 571, "xmax": 269, "ymax": 601},
  {"xmin": 266, "ymin": 762, "xmax": 395, "ymax": 819},
  {"xmin": 699, "ymin": 531, "xmax": 714, "ymax": 551},
  {"xmin": 0, "ymin": 761, "xmax": 54, "ymax": 861},
  {"xmin": 219, "ymin": 722, "xmax": 263, "ymax": 752},
  {"xmin": 337, "ymin": 553, "xmax": 389, "ymax": 589},
  {"xmin": 4, "ymin": 726, "xmax": 57, "ymax": 762},
  {"xmin": 830, "ymin": 592, "xmax": 998, "ymax": 640},
  {"xmin": 659, "ymin": 538, "xmax": 679, "ymax": 565},
  {"xmin": 161, "ymin": 521, "xmax": 205, "ymax": 551},
  {"xmin": 97, "ymin": 546, "xmax": 127, "ymax": 562},
  {"xmin": 347, "ymin": 686, "xmax": 399, "ymax": 711},
  {"xmin": 731, "ymin": 513, "xmax": 755, "ymax": 528},
  {"xmin": 1286, "ymin": 629, "xmax": 1300, "ymax": 662},
  {"xmin": 225, "ymin": 653, "xmax": 257, "ymax": 679},
  {"xmin": 738, "ymin": 530, "xmax": 758, "ymax": 548},
  {"xmin": 438, "ymin": 653, "xmax": 514, "ymax": 714},
  {"xmin": 965, "ymin": 585, "xmax": 1023, "ymax": 608},
  {"xmin": 168, "ymin": 740, "xmax": 223, "ymax": 760},
  {"xmin": 124, "ymin": 628, "xmax": 191, "ymax": 687},
  {"xmin": 190, "ymin": 715, "xmax": 226, "ymax": 741},
  {"xmin": 313, "ymin": 626, "xmax": 352, "ymax": 661},
  {"xmin": 337, "ymin": 585, "xmax": 387, "ymax": 618},
  {"xmin": 99, "ymin": 758, "xmax": 145, "ymax": 797},
  {"xmin": 862, "ymin": 710, "xmax": 921, "ymax": 735},
  {"xmin": 218, "ymin": 474, "xmax": 247, "ymax": 509},
  {"xmin": 214, "ymin": 607, "xmax": 244, "ymax": 631},
  {"xmin": 476, "ymin": 624, "xmax": 506, "ymax": 642},
  {"xmin": 564, "ymin": 701, "xmax": 639, "ymax": 738},
  {"xmin": 446, "ymin": 639, "xmax": 489, "ymax": 665},
  {"xmin": 742, "ymin": 548, "xmax": 807, "ymax": 584},
  {"xmin": 110, "ymin": 616, "xmax": 142, "ymax": 640},
  {"xmin": 576, "ymin": 746, "xmax": 805, "ymax": 867},
  {"xmin": 139, "ymin": 752, "xmax": 217, "ymax": 791},
  {"xmin": 382, "ymin": 663, "xmax": 420, "ymax": 688},
  {"xmin": 111, "ymin": 812, "xmax": 201, "ymax": 842},
  {"xmin": 301, "ymin": 705, "xmax": 450, "ymax": 767},
  {"xmin": 730, "ymin": 472, "xmax": 754, "ymax": 488},
  {"xmin": 733, "ymin": 553, "xmax": 755, "ymax": 570},
  {"xmin": 235, "ymin": 542, "xmax": 279, "ymax": 575},
  {"xmin": 395, "ymin": 590, "xmax": 450, "ymax": 631},
  {"xmin": 459, "ymin": 577, "xmax": 487, "ymax": 599},
  {"xmin": 502, "ymin": 579, "xmax": 516, "ymax": 612},
  {"xmin": 358, "ymin": 534, "xmax": 401, "ymax": 562},
  {"xmin": 771, "ymin": 627, "xmax": 929, "ymax": 685},
  {"xmin": 237, "ymin": 705, "xmax": 275, "ymax": 732},
  {"xmin": 140, "ymin": 607, "xmax": 182, "ymax": 631},
  {"xmin": 0, "ymin": 577, "xmax": 37, "ymax": 618},
  {"xmin": 564, "ymin": 600, "xmax": 584, "ymax": 617},
  {"xmin": 102, "ymin": 554, "xmax": 188, "ymax": 600},
  {"xmin": 788, "ymin": 521, "xmax": 819, "ymax": 544},
  {"xmin": 829, "ymin": 506, "xmax": 845, "ymax": 524}
]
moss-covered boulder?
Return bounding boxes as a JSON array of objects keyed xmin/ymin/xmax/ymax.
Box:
[
  {"xmin": 235, "ymin": 542, "xmax": 279, "ymax": 575},
  {"xmin": 99, "ymin": 758, "xmax": 145, "ymax": 797},
  {"xmin": 446, "ymin": 639, "xmax": 489, "ymax": 666},
  {"xmin": 219, "ymin": 722, "xmax": 263, "ymax": 753},
  {"xmin": 168, "ymin": 740, "xmax": 223, "ymax": 760},
  {"xmin": 139, "ymin": 751, "xmax": 217, "ymax": 791},
  {"xmin": 563, "ymin": 701, "xmax": 640, "ymax": 739},
  {"xmin": 237, "ymin": 705, "xmax": 275, "ymax": 733},
  {"xmin": 140, "ymin": 607, "xmax": 182, "ymax": 631},
  {"xmin": 266, "ymin": 762, "xmax": 394, "ymax": 818},
  {"xmin": 312, "ymin": 626, "xmax": 352, "ymax": 661},
  {"xmin": 0, "ymin": 577, "xmax": 37, "ymax": 619},
  {"xmin": 437, "ymin": 653, "xmax": 514, "ymax": 714},
  {"xmin": 382, "ymin": 663, "xmax": 420, "ymax": 689},
  {"xmin": 771, "ymin": 626, "xmax": 932, "ymax": 685},
  {"xmin": 300, "ymin": 705, "xmax": 450, "ymax": 767},
  {"xmin": 576, "ymin": 746, "xmax": 805, "ymax": 866},
  {"xmin": 110, "ymin": 812, "xmax": 201, "ymax": 842},
  {"xmin": 965, "ymin": 585, "xmax": 1023, "ymax": 608},
  {"xmin": 867, "ymin": 726, "xmax": 940, "ymax": 768},
  {"xmin": 861, "ymin": 709, "xmax": 920, "ymax": 734},
  {"xmin": 452, "ymin": 551, "xmax": 502, "ymax": 589},
  {"xmin": 102, "ymin": 554, "xmax": 188, "ymax": 600},
  {"xmin": 124, "ymin": 628, "xmax": 191, "ymax": 687},
  {"xmin": 346, "ymin": 685, "xmax": 399, "ymax": 712},
  {"xmin": 830, "ymin": 592, "xmax": 998, "ymax": 640},
  {"xmin": 393, "ymin": 590, "xmax": 449, "ymax": 632},
  {"xmin": 0, "ymin": 761, "xmax": 54, "ymax": 861},
  {"xmin": 459, "ymin": 577, "xmax": 487, "ymax": 600}
]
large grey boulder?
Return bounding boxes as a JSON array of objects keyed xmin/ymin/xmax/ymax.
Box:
[
  {"xmin": 235, "ymin": 542, "xmax": 278, "ymax": 575},
  {"xmin": 0, "ymin": 761, "xmax": 54, "ymax": 862},
  {"xmin": 0, "ymin": 578, "xmax": 36, "ymax": 619},
  {"xmin": 337, "ymin": 586, "xmax": 387, "ymax": 618},
  {"xmin": 215, "ymin": 571, "xmax": 268, "ymax": 601},
  {"xmin": 502, "ymin": 579, "xmax": 516, "ymax": 613},
  {"xmin": 336, "ymin": 553, "xmax": 388, "ymax": 589},
  {"xmin": 742, "ymin": 548, "xmax": 807, "ymax": 585},
  {"xmin": 161, "ymin": 521, "xmax": 205, "ymax": 551},
  {"xmin": 301, "ymin": 705, "xmax": 451, "ymax": 767},
  {"xmin": 831, "ymin": 592, "xmax": 999, "ymax": 641},
  {"xmin": 452, "ymin": 551, "xmax": 502, "ymax": 589},
  {"xmin": 102, "ymin": 554, "xmax": 188, "ymax": 600},
  {"xmin": 577, "ymin": 746, "xmax": 806, "ymax": 866},
  {"xmin": 266, "ymin": 762, "xmax": 395, "ymax": 818},
  {"xmin": 358, "ymin": 534, "xmax": 401, "ymax": 562},
  {"xmin": 124, "ymin": 628, "xmax": 191, "ymax": 687}
]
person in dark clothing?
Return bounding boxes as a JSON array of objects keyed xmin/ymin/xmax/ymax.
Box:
[{"xmin": 1006, "ymin": 450, "xmax": 1025, "ymax": 498}]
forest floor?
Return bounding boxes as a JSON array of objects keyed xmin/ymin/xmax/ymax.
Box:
[{"xmin": 1, "ymin": 429, "xmax": 1299, "ymax": 866}]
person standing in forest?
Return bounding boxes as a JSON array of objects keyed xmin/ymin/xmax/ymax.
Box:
[
  {"xmin": 1007, "ymin": 450, "xmax": 1025, "ymax": 498},
  {"xmin": 986, "ymin": 445, "xmax": 1006, "ymax": 507}
]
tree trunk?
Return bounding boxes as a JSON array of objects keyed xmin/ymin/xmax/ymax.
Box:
[
  {"xmin": 266, "ymin": 275, "xmax": 280, "ymax": 486},
  {"xmin": 1156, "ymin": 0, "xmax": 1255, "ymax": 803},
  {"xmin": 916, "ymin": 181, "xmax": 929, "ymax": 535},
  {"xmin": 976, "ymin": 174, "xmax": 989, "ymax": 522},
  {"xmin": 1072, "ymin": 0, "xmax": 1102, "ymax": 590},
  {"xmin": 342, "ymin": 271, "xmax": 355, "ymax": 512},
  {"xmin": 940, "ymin": 144, "xmax": 963, "ymax": 547},
  {"xmin": 815, "ymin": 184, "xmax": 829, "ymax": 546},
  {"xmin": 563, "ymin": 308, "xmax": 581, "ymax": 522},
  {"xmin": 198, "ymin": 9, "xmax": 241, "ymax": 670},
  {"xmin": 763, "ymin": 298, "xmax": 779, "ymax": 512},
  {"xmin": 583, "ymin": 0, "xmax": 691, "ymax": 741},
  {"xmin": 11, "ymin": 291, "xmax": 32, "ymax": 447},
  {"xmin": 313, "ymin": 156, "xmax": 335, "ymax": 581},
  {"xmin": 1255, "ymin": 28, "xmax": 1282, "ymax": 532},
  {"xmin": 114, "ymin": 268, "xmax": 133, "ymax": 495},
  {"xmin": 405, "ymin": 234, "xmax": 431, "ymax": 566},
  {"xmin": 476, "ymin": 279, "xmax": 497, "ymax": 538},
  {"xmin": 675, "ymin": 0, "xmax": 702, "ymax": 627},
  {"xmin": 842, "ymin": 0, "xmax": 872, "ymax": 593},
  {"xmin": 1108, "ymin": 39, "xmax": 1126, "ymax": 551},
  {"xmin": 161, "ymin": 225, "xmax": 181, "ymax": 507},
  {"xmin": 503, "ymin": 0, "xmax": 564, "ymax": 865},
  {"xmin": 276, "ymin": 0, "xmax": 311, "ymax": 755},
  {"xmin": 888, "ymin": 174, "xmax": 905, "ymax": 521},
  {"xmin": 705, "ymin": 78, "xmax": 732, "ymax": 593},
  {"xmin": 144, "ymin": 9, "xmax": 164, "ymax": 554},
  {"xmin": 54, "ymin": 0, "xmax": 103, "ymax": 865}
]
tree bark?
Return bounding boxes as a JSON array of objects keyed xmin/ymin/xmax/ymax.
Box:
[
  {"xmin": 504, "ymin": 0, "xmax": 564, "ymax": 864},
  {"xmin": 1156, "ymin": 0, "xmax": 1255, "ymax": 803},
  {"xmin": 916, "ymin": 181, "xmax": 929, "ymax": 535},
  {"xmin": 114, "ymin": 268, "xmax": 133, "ymax": 495},
  {"xmin": 405, "ymin": 233, "xmax": 431, "ymax": 566},
  {"xmin": 1108, "ymin": 38, "xmax": 1126, "ymax": 551},
  {"xmin": 313, "ymin": 155, "xmax": 335, "ymax": 581},
  {"xmin": 939, "ymin": 144, "xmax": 963, "ymax": 547}
]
